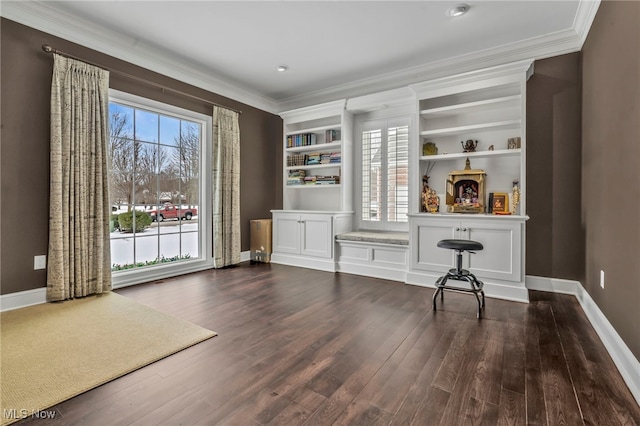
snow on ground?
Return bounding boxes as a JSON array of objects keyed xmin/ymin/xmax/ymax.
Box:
[{"xmin": 110, "ymin": 220, "xmax": 199, "ymax": 266}]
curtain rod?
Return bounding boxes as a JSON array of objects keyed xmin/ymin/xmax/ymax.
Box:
[{"xmin": 41, "ymin": 44, "xmax": 243, "ymax": 115}]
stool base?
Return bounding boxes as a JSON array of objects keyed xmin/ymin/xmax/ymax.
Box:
[{"xmin": 433, "ymin": 269, "xmax": 485, "ymax": 319}]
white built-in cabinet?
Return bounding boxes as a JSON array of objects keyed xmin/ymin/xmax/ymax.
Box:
[
  {"xmin": 408, "ymin": 215, "xmax": 527, "ymax": 301},
  {"xmin": 271, "ymin": 211, "xmax": 352, "ymax": 271},
  {"xmin": 406, "ymin": 60, "xmax": 533, "ymax": 302},
  {"xmin": 271, "ymin": 61, "xmax": 533, "ymax": 302},
  {"xmin": 271, "ymin": 100, "xmax": 354, "ymax": 271}
]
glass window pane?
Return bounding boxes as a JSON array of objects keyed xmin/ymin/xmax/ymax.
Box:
[
  {"xmin": 110, "ymin": 235, "xmax": 134, "ymax": 271},
  {"xmin": 110, "ymin": 103, "xmax": 134, "ymax": 140},
  {"xmin": 109, "ymin": 171, "xmax": 134, "ymax": 209},
  {"xmin": 160, "ymin": 115, "xmax": 180, "ymax": 147},
  {"xmin": 135, "ymin": 235, "xmax": 160, "ymax": 265},
  {"xmin": 180, "ymin": 147, "xmax": 200, "ymax": 207},
  {"xmin": 181, "ymin": 231, "xmax": 199, "ymax": 259},
  {"xmin": 135, "ymin": 109, "xmax": 159, "ymax": 143},
  {"xmin": 159, "ymin": 146, "xmax": 181, "ymax": 204},
  {"xmin": 159, "ymin": 234, "xmax": 181, "ymax": 260}
]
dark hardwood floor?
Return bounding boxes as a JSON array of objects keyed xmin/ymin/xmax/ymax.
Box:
[{"xmin": 19, "ymin": 263, "xmax": 640, "ymax": 425}]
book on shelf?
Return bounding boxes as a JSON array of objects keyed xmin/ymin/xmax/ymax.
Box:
[
  {"xmin": 316, "ymin": 175, "xmax": 340, "ymax": 185},
  {"xmin": 306, "ymin": 153, "xmax": 321, "ymax": 165},
  {"xmin": 287, "ymin": 133, "xmax": 317, "ymax": 148},
  {"xmin": 288, "ymin": 169, "xmax": 306, "ymax": 178},
  {"xmin": 325, "ymin": 129, "xmax": 341, "ymax": 143},
  {"xmin": 287, "ymin": 154, "xmax": 307, "ymax": 167}
]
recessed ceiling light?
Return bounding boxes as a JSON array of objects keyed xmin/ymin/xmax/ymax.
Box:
[
  {"xmin": 276, "ymin": 65, "xmax": 289, "ymax": 72},
  {"xmin": 448, "ymin": 4, "xmax": 470, "ymax": 17}
]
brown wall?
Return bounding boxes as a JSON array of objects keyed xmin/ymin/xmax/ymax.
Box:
[
  {"xmin": 0, "ymin": 18, "xmax": 283, "ymax": 295},
  {"xmin": 526, "ymin": 53, "xmax": 584, "ymax": 281},
  {"xmin": 581, "ymin": 1, "xmax": 640, "ymax": 359}
]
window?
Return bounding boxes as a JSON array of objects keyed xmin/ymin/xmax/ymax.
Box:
[
  {"xmin": 358, "ymin": 116, "xmax": 410, "ymax": 231},
  {"xmin": 108, "ymin": 91, "xmax": 211, "ymax": 279}
]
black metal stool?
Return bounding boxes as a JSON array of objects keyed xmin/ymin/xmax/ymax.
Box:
[{"xmin": 433, "ymin": 239, "xmax": 486, "ymax": 319}]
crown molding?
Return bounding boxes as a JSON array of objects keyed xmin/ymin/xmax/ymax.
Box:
[
  {"xmin": 2, "ymin": 0, "xmax": 599, "ymax": 114},
  {"xmin": 0, "ymin": 1, "xmax": 279, "ymax": 114},
  {"xmin": 277, "ymin": 0, "xmax": 600, "ymax": 111}
]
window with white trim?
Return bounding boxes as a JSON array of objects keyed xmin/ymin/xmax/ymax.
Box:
[
  {"xmin": 357, "ymin": 115, "xmax": 410, "ymax": 231},
  {"xmin": 108, "ymin": 91, "xmax": 211, "ymax": 277}
]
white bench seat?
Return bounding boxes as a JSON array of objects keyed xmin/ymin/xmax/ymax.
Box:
[
  {"xmin": 335, "ymin": 231, "xmax": 409, "ymax": 246},
  {"xmin": 335, "ymin": 231, "xmax": 409, "ymax": 282}
]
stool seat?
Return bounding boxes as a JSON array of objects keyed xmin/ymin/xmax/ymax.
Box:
[
  {"xmin": 437, "ymin": 239, "xmax": 483, "ymax": 251},
  {"xmin": 433, "ymin": 238, "xmax": 486, "ymax": 319}
]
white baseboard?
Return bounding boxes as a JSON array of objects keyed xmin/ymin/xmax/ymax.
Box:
[
  {"xmin": 525, "ymin": 275, "xmax": 579, "ymax": 295},
  {"xmin": 526, "ymin": 275, "xmax": 640, "ymax": 406},
  {"xmin": 0, "ymin": 287, "xmax": 47, "ymax": 312},
  {"xmin": 270, "ymin": 253, "xmax": 336, "ymax": 272},
  {"xmin": 336, "ymin": 262, "xmax": 406, "ymax": 282}
]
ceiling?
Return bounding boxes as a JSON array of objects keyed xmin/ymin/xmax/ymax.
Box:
[{"xmin": 2, "ymin": 1, "xmax": 599, "ymax": 113}]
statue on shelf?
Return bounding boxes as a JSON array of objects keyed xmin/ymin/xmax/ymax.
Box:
[
  {"xmin": 461, "ymin": 139, "xmax": 478, "ymax": 153},
  {"xmin": 512, "ymin": 179, "xmax": 521, "ymax": 214},
  {"xmin": 421, "ymin": 174, "xmax": 440, "ymax": 213},
  {"xmin": 421, "ymin": 175, "xmax": 430, "ymax": 212}
]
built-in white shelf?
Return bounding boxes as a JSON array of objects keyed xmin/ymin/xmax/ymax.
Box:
[
  {"xmin": 286, "ymin": 163, "xmax": 341, "ymax": 171},
  {"xmin": 285, "ymin": 124, "xmax": 340, "ymax": 136},
  {"xmin": 285, "ymin": 184, "xmax": 342, "ymax": 189},
  {"xmin": 420, "ymin": 119, "xmax": 521, "ymax": 137},
  {"xmin": 419, "ymin": 148, "xmax": 521, "ymax": 161},
  {"xmin": 285, "ymin": 141, "xmax": 342, "ymax": 153},
  {"xmin": 419, "ymin": 95, "xmax": 521, "ymax": 117}
]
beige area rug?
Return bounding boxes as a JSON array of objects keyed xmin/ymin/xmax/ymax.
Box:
[{"xmin": 0, "ymin": 292, "xmax": 216, "ymax": 425}]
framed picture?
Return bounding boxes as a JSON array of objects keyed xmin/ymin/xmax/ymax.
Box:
[{"xmin": 491, "ymin": 192, "xmax": 509, "ymax": 213}]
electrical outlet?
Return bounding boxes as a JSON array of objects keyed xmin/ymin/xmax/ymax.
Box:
[
  {"xmin": 600, "ymin": 270, "xmax": 605, "ymax": 289},
  {"xmin": 34, "ymin": 255, "xmax": 47, "ymax": 270}
]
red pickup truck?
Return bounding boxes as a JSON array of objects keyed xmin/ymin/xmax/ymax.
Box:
[{"xmin": 149, "ymin": 203, "xmax": 197, "ymax": 222}]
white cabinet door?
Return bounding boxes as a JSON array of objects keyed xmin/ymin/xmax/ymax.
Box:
[
  {"xmin": 463, "ymin": 219, "xmax": 522, "ymax": 282},
  {"xmin": 411, "ymin": 217, "xmax": 457, "ymax": 273},
  {"xmin": 300, "ymin": 214, "xmax": 333, "ymax": 258},
  {"xmin": 410, "ymin": 216, "xmax": 523, "ymax": 282},
  {"xmin": 273, "ymin": 213, "xmax": 301, "ymax": 255}
]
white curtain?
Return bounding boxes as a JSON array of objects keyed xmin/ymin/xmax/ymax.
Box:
[
  {"xmin": 212, "ymin": 106, "xmax": 241, "ymax": 267},
  {"xmin": 47, "ymin": 54, "xmax": 112, "ymax": 301}
]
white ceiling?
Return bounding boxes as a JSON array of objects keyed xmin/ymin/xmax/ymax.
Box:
[{"xmin": 2, "ymin": 1, "xmax": 599, "ymax": 113}]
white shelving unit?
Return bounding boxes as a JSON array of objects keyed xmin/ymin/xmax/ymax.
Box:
[
  {"xmin": 407, "ymin": 60, "xmax": 534, "ymax": 302},
  {"xmin": 279, "ymin": 100, "xmax": 353, "ymax": 212},
  {"xmin": 272, "ymin": 100, "xmax": 354, "ymax": 272}
]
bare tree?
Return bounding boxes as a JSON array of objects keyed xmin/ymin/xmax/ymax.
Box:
[
  {"xmin": 171, "ymin": 123, "xmax": 200, "ymax": 207},
  {"xmin": 109, "ymin": 111, "xmax": 136, "ymax": 211}
]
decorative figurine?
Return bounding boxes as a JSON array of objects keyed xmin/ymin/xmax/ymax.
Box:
[
  {"xmin": 512, "ymin": 179, "xmax": 521, "ymax": 214},
  {"xmin": 421, "ymin": 162, "xmax": 436, "ymax": 212},
  {"xmin": 461, "ymin": 139, "xmax": 478, "ymax": 152},
  {"xmin": 488, "ymin": 144, "xmax": 494, "ymax": 151},
  {"xmin": 422, "ymin": 141, "xmax": 438, "ymax": 156},
  {"xmin": 507, "ymin": 137, "xmax": 521, "ymax": 149},
  {"xmin": 426, "ymin": 188, "xmax": 440, "ymax": 213}
]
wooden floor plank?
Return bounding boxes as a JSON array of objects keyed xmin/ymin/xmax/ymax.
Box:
[
  {"xmin": 11, "ymin": 263, "xmax": 640, "ymax": 426},
  {"xmin": 534, "ymin": 301, "xmax": 584, "ymax": 426}
]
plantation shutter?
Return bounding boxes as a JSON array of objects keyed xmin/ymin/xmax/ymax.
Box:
[
  {"xmin": 359, "ymin": 117, "xmax": 410, "ymax": 229},
  {"xmin": 387, "ymin": 124, "xmax": 409, "ymax": 223},
  {"xmin": 361, "ymin": 127, "xmax": 382, "ymax": 222}
]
